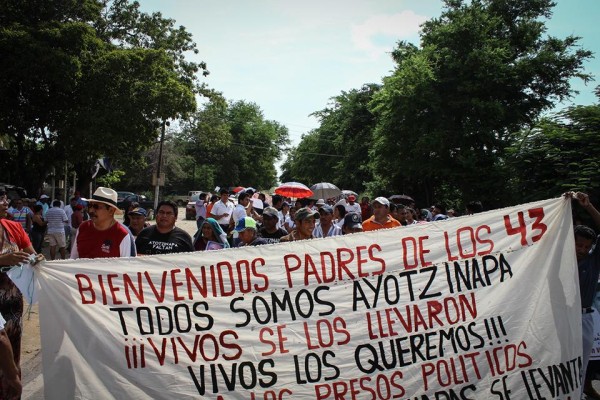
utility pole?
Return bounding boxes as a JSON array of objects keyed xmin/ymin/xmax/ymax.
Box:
[{"xmin": 153, "ymin": 120, "xmax": 166, "ymax": 211}]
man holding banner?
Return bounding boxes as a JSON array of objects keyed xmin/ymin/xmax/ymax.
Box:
[
  {"xmin": 70, "ymin": 187, "xmax": 134, "ymax": 259},
  {"xmin": 567, "ymin": 192, "xmax": 600, "ymax": 396},
  {"xmin": 280, "ymin": 207, "xmax": 319, "ymax": 242}
]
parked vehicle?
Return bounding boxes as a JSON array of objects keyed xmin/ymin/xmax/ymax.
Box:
[
  {"xmin": 118, "ymin": 194, "xmax": 155, "ymax": 219},
  {"xmin": 116, "ymin": 191, "xmax": 135, "ymax": 203},
  {"xmin": 165, "ymin": 191, "xmax": 189, "ymax": 207},
  {"xmin": 186, "ymin": 193, "xmax": 200, "ymax": 220}
]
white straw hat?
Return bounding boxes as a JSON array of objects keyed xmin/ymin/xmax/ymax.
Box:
[{"xmin": 84, "ymin": 187, "xmax": 123, "ymax": 214}]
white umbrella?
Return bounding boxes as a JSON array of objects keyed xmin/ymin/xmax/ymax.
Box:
[{"xmin": 310, "ymin": 182, "xmax": 341, "ymax": 200}]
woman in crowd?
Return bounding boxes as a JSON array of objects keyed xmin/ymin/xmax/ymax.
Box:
[
  {"xmin": 0, "ymin": 191, "xmax": 41, "ymax": 395},
  {"xmin": 333, "ymin": 204, "xmax": 347, "ymax": 229},
  {"xmin": 279, "ymin": 202, "xmax": 290, "ymax": 227},
  {"xmin": 405, "ymin": 207, "xmax": 419, "ymax": 225},
  {"xmin": 30, "ymin": 204, "xmax": 47, "ymax": 253},
  {"xmin": 284, "ymin": 207, "xmax": 297, "ymax": 233},
  {"xmin": 193, "ymin": 218, "xmax": 230, "ymax": 251}
]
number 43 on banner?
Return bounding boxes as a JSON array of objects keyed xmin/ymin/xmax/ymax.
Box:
[{"xmin": 503, "ymin": 207, "xmax": 548, "ymax": 246}]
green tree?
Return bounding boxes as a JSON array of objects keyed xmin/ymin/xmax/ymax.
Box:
[
  {"xmin": 178, "ymin": 95, "xmax": 289, "ymax": 191},
  {"xmin": 0, "ymin": 0, "xmax": 205, "ymax": 194},
  {"xmin": 280, "ymin": 84, "xmax": 379, "ymax": 192},
  {"xmin": 508, "ymin": 88, "xmax": 600, "ymax": 203},
  {"xmin": 279, "ymin": 131, "xmax": 329, "ymax": 184},
  {"xmin": 225, "ymin": 100, "xmax": 289, "ymax": 189},
  {"xmin": 369, "ymin": 0, "xmax": 591, "ymax": 208},
  {"xmin": 177, "ymin": 91, "xmax": 232, "ymax": 190}
]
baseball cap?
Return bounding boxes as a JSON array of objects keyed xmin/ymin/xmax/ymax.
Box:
[
  {"xmin": 235, "ymin": 217, "xmax": 257, "ymax": 232},
  {"xmin": 128, "ymin": 207, "xmax": 147, "ymax": 217},
  {"xmin": 372, "ymin": 197, "xmax": 390, "ymax": 207},
  {"xmin": 319, "ymin": 205, "xmax": 334, "ymax": 214},
  {"xmin": 344, "ymin": 212, "xmax": 362, "ymax": 229},
  {"xmin": 295, "ymin": 207, "xmax": 320, "ymax": 221},
  {"xmin": 262, "ymin": 207, "xmax": 279, "ymax": 218},
  {"xmin": 40, "ymin": 194, "xmax": 49, "ymax": 199}
]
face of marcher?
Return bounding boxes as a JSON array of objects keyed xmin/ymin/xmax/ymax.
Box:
[
  {"xmin": 156, "ymin": 205, "xmax": 176, "ymax": 231},
  {"xmin": 262, "ymin": 215, "xmax": 277, "ymax": 231},
  {"xmin": 239, "ymin": 197, "xmax": 250, "ymax": 207},
  {"xmin": 297, "ymin": 217, "xmax": 316, "ymax": 237},
  {"xmin": 320, "ymin": 212, "xmax": 333, "ymax": 225},
  {"xmin": 239, "ymin": 229, "xmax": 255, "ymax": 244},
  {"xmin": 201, "ymin": 223, "xmax": 217, "ymax": 241},
  {"xmin": 129, "ymin": 214, "xmax": 146, "ymax": 232},
  {"xmin": 0, "ymin": 195, "xmax": 8, "ymax": 217},
  {"xmin": 89, "ymin": 202, "xmax": 115, "ymax": 226},
  {"xmin": 398, "ymin": 209, "xmax": 407, "ymax": 223},
  {"xmin": 575, "ymin": 236, "xmax": 594, "ymax": 261},
  {"xmin": 372, "ymin": 202, "xmax": 388, "ymax": 220}
]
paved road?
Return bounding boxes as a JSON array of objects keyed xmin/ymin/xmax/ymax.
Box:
[{"xmin": 21, "ymin": 209, "xmax": 199, "ymax": 399}]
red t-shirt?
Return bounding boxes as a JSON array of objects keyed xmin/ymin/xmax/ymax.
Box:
[
  {"xmin": 0, "ymin": 218, "xmax": 32, "ymax": 249},
  {"xmin": 71, "ymin": 220, "xmax": 131, "ymax": 259}
]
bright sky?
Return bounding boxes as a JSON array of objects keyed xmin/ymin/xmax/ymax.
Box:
[{"xmin": 139, "ymin": 0, "xmax": 599, "ymax": 149}]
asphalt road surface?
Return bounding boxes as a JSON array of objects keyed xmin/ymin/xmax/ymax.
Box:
[{"xmin": 21, "ymin": 209, "xmax": 199, "ymax": 400}]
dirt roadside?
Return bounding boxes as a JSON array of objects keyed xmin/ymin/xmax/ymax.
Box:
[{"xmin": 21, "ymin": 305, "xmax": 41, "ymax": 365}]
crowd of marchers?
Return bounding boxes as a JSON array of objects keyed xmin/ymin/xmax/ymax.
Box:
[{"xmin": 1, "ymin": 187, "xmax": 600, "ymax": 399}]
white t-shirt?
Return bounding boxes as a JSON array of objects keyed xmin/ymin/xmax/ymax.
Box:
[
  {"xmin": 345, "ymin": 202, "xmax": 361, "ymax": 214},
  {"xmin": 211, "ymin": 200, "xmax": 234, "ymax": 225},
  {"xmin": 231, "ymin": 204, "xmax": 248, "ymax": 238},
  {"xmin": 0, "ymin": 313, "xmax": 5, "ymax": 330},
  {"xmin": 194, "ymin": 200, "xmax": 206, "ymax": 219},
  {"xmin": 284, "ymin": 215, "xmax": 295, "ymax": 231},
  {"xmin": 277, "ymin": 211, "xmax": 287, "ymax": 229},
  {"xmin": 64, "ymin": 205, "xmax": 74, "ymax": 226}
]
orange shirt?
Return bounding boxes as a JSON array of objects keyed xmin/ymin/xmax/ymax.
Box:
[
  {"xmin": 206, "ymin": 202, "xmax": 216, "ymax": 217},
  {"xmin": 362, "ymin": 215, "xmax": 401, "ymax": 231}
]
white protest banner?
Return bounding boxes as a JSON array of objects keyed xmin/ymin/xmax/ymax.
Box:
[{"xmin": 36, "ymin": 197, "xmax": 581, "ymax": 399}]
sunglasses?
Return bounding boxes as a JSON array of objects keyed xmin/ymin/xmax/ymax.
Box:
[{"xmin": 89, "ymin": 203, "xmax": 107, "ymax": 210}]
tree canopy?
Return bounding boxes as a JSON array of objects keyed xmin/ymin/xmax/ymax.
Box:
[
  {"xmin": 176, "ymin": 97, "xmax": 290, "ymax": 191},
  {"xmin": 0, "ymin": 0, "xmax": 204, "ymax": 194},
  {"xmin": 282, "ymin": 0, "xmax": 593, "ymax": 209}
]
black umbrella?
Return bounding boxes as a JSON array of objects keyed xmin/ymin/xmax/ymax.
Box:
[{"xmin": 389, "ymin": 194, "xmax": 414, "ymax": 205}]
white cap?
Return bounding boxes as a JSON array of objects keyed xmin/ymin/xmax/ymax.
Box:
[{"xmin": 372, "ymin": 197, "xmax": 390, "ymax": 207}]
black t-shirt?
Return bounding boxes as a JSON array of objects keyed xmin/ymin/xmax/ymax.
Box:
[
  {"xmin": 237, "ymin": 237, "xmax": 269, "ymax": 247},
  {"xmin": 135, "ymin": 226, "xmax": 194, "ymax": 255},
  {"xmin": 258, "ymin": 227, "xmax": 288, "ymax": 244}
]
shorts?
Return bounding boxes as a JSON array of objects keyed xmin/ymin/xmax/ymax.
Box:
[{"xmin": 47, "ymin": 231, "xmax": 66, "ymax": 248}]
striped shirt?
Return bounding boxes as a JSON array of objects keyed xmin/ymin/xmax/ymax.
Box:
[
  {"xmin": 46, "ymin": 207, "xmax": 68, "ymax": 233},
  {"xmin": 9, "ymin": 206, "xmax": 32, "ymax": 229}
]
